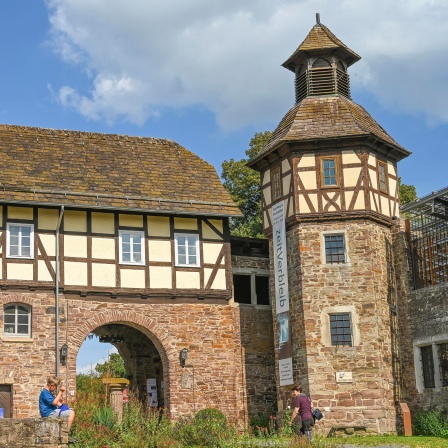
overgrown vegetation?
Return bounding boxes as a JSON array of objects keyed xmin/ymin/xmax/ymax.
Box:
[{"xmin": 413, "ymin": 408, "xmax": 448, "ymax": 437}]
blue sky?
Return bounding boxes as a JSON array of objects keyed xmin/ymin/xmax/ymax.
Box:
[{"xmin": 1, "ymin": 1, "xmax": 447, "ymax": 371}]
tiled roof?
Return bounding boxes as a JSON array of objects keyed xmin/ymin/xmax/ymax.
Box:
[
  {"xmin": 249, "ymin": 95, "xmax": 411, "ymax": 165},
  {"xmin": 0, "ymin": 124, "xmax": 241, "ymax": 217},
  {"xmin": 282, "ymin": 23, "xmax": 361, "ymax": 71}
]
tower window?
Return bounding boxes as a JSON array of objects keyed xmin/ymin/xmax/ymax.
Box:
[
  {"xmin": 233, "ymin": 272, "xmax": 270, "ymax": 306},
  {"xmin": 272, "ymin": 168, "xmax": 282, "ymax": 200},
  {"xmin": 6, "ymin": 223, "xmax": 34, "ymax": 258},
  {"xmin": 4, "ymin": 304, "xmax": 31, "ymax": 337},
  {"xmin": 324, "ymin": 234, "xmax": 346, "ymax": 264},
  {"xmin": 321, "ymin": 158, "xmax": 337, "ymax": 186},
  {"xmin": 119, "ymin": 230, "xmax": 145, "ymax": 265},
  {"xmin": 329, "ymin": 314, "xmax": 352, "ymax": 346},
  {"xmin": 378, "ymin": 161, "xmax": 388, "ymax": 193},
  {"xmin": 421, "ymin": 345, "xmax": 435, "ymax": 389},
  {"xmin": 438, "ymin": 343, "xmax": 448, "ymax": 387}
]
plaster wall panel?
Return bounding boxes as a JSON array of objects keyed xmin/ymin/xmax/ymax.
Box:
[
  {"xmin": 344, "ymin": 167, "xmax": 361, "ymax": 188},
  {"xmin": 174, "ymin": 217, "xmax": 197, "ymax": 230},
  {"xmin": 298, "ymin": 153, "xmax": 316, "ymax": 168},
  {"xmin": 0, "ymin": 206, "xmax": 2, "ymax": 226},
  {"xmin": 283, "ymin": 174, "xmax": 291, "ymax": 196},
  {"xmin": 298, "ymin": 194, "xmax": 311, "ymax": 213},
  {"xmin": 388, "ymin": 161, "xmax": 397, "ymax": 177},
  {"xmin": 92, "ymin": 263, "xmax": 116, "ymax": 287},
  {"xmin": 147, "ymin": 216, "xmax": 170, "ymax": 237},
  {"xmin": 39, "ymin": 234, "xmax": 56, "ymax": 257},
  {"xmin": 92, "ymin": 237, "xmax": 115, "ymax": 260},
  {"xmin": 370, "ymin": 192, "xmax": 379, "ymax": 213},
  {"xmin": 0, "ymin": 231, "xmax": 2, "ymax": 256},
  {"xmin": 202, "ymin": 219, "xmax": 223, "ymax": 240},
  {"xmin": 342, "ymin": 150, "xmax": 359, "ymax": 164},
  {"xmin": 119, "ymin": 214, "xmax": 143, "ymax": 228},
  {"xmin": 176, "ymin": 271, "xmax": 200, "ymax": 289},
  {"xmin": 38, "ymin": 260, "xmax": 55, "ymax": 282},
  {"xmin": 148, "ymin": 240, "xmax": 171, "ymax": 262},
  {"xmin": 288, "ymin": 199, "xmax": 294, "ymax": 218},
  {"xmin": 203, "ymin": 243, "xmax": 224, "ymax": 265},
  {"xmin": 263, "ymin": 186, "xmax": 272, "ymax": 207},
  {"xmin": 368, "ymin": 154, "xmax": 376, "ymax": 167},
  {"xmin": 299, "ymin": 171, "xmax": 317, "ymax": 190},
  {"xmin": 369, "ymin": 168, "xmax": 378, "ymax": 190},
  {"xmin": 64, "ymin": 235, "xmax": 87, "ymax": 258},
  {"xmin": 204, "ymin": 268, "xmax": 226, "ymax": 289},
  {"xmin": 309, "ymin": 193, "xmax": 319, "ymax": 211},
  {"xmin": 149, "ymin": 266, "xmax": 172, "ymax": 288},
  {"xmin": 7, "ymin": 263, "xmax": 33, "ymax": 280},
  {"xmin": 38, "ymin": 209, "xmax": 59, "ymax": 230},
  {"xmin": 92, "ymin": 212, "xmax": 115, "ymax": 234},
  {"xmin": 64, "ymin": 211, "xmax": 87, "ymax": 232},
  {"xmin": 381, "ymin": 196, "xmax": 391, "ymax": 217},
  {"xmin": 282, "ymin": 158, "xmax": 291, "ymax": 173},
  {"xmin": 262, "ymin": 170, "xmax": 270, "ymax": 186},
  {"xmin": 354, "ymin": 191, "xmax": 366, "ymax": 210},
  {"xmin": 390, "ymin": 178, "xmax": 398, "ymax": 199},
  {"xmin": 120, "ymin": 269, "xmax": 145, "ymax": 288},
  {"xmin": 64, "ymin": 261, "xmax": 88, "ymax": 285},
  {"xmin": 263, "ymin": 210, "xmax": 270, "ymax": 230},
  {"xmin": 345, "ymin": 191, "xmax": 354, "ymax": 209},
  {"xmin": 8, "ymin": 206, "xmax": 33, "ymax": 220}
]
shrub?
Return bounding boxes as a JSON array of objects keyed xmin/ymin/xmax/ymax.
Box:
[{"xmin": 413, "ymin": 408, "xmax": 448, "ymax": 437}]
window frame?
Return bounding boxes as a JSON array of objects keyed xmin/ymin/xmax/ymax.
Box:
[
  {"xmin": 119, "ymin": 229, "xmax": 145, "ymax": 265},
  {"xmin": 271, "ymin": 167, "xmax": 282, "ymax": 201},
  {"xmin": 174, "ymin": 233, "xmax": 200, "ymax": 267},
  {"xmin": 421, "ymin": 345, "xmax": 436, "ymax": 389},
  {"xmin": 232, "ymin": 269, "xmax": 270, "ymax": 306},
  {"xmin": 321, "ymin": 157, "xmax": 338, "ymax": 187},
  {"xmin": 6, "ymin": 222, "xmax": 34, "ymax": 259},
  {"xmin": 329, "ymin": 313, "xmax": 353, "ymax": 347},
  {"xmin": 377, "ymin": 160, "xmax": 388, "ymax": 193},
  {"xmin": 3, "ymin": 303, "xmax": 32, "ymax": 338},
  {"xmin": 322, "ymin": 231, "xmax": 349, "ymax": 265}
]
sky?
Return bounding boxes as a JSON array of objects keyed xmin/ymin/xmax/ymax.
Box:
[{"xmin": 1, "ymin": 1, "xmax": 447, "ymax": 370}]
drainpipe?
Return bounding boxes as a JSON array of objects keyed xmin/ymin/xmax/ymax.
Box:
[{"xmin": 55, "ymin": 206, "xmax": 64, "ymax": 377}]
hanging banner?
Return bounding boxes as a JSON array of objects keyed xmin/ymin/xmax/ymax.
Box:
[{"xmin": 272, "ymin": 201, "xmax": 294, "ymax": 386}]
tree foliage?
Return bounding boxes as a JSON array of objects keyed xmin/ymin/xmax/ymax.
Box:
[
  {"xmin": 398, "ymin": 177, "xmax": 417, "ymax": 206},
  {"xmin": 221, "ymin": 131, "xmax": 272, "ymax": 238},
  {"xmin": 95, "ymin": 353, "xmax": 127, "ymax": 378}
]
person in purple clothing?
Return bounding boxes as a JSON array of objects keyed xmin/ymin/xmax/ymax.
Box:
[
  {"xmin": 290, "ymin": 384, "xmax": 314, "ymax": 441},
  {"xmin": 39, "ymin": 376, "xmax": 75, "ymax": 432}
]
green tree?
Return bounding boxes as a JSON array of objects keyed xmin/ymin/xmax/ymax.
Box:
[
  {"xmin": 76, "ymin": 372, "xmax": 105, "ymax": 395},
  {"xmin": 95, "ymin": 353, "xmax": 127, "ymax": 378},
  {"xmin": 221, "ymin": 131, "xmax": 272, "ymax": 238},
  {"xmin": 398, "ymin": 177, "xmax": 417, "ymax": 206}
]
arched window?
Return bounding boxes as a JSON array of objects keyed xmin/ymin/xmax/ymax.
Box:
[{"xmin": 4, "ymin": 304, "xmax": 31, "ymax": 337}]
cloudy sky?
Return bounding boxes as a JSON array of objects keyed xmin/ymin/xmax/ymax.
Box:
[{"xmin": 1, "ymin": 0, "xmax": 447, "ymax": 369}]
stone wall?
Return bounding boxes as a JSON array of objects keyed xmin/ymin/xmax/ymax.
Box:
[
  {"xmin": 275, "ymin": 220, "xmax": 398, "ymax": 435},
  {"xmin": 0, "ymin": 418, "xmax": 68, "ymax": 448},
  {"xmin": 0, "ymin": 291, "xmax": 245, "ymax": 424}
]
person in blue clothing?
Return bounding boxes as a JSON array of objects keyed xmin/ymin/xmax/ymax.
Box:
[{"xmin": 39, "ymin": 376, "xmax": 75, "ymax": 432}]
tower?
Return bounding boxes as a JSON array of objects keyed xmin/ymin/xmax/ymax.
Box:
[{"xmin": 248, "ymin": 16, "xmax": 411, "ymax": 434}]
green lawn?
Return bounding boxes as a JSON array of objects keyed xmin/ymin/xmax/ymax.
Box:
[{"xmin": 328, "ymin": 435, "xmax": 448, "ymax": 447}]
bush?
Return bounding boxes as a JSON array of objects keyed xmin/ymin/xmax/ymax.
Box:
[
  {"xmin": 413, "ymin": 408, "xmax": 448, "ymax": 437},
  {"xmin": 177, "ymin": 408, "xmax": 235, "ymax": 447}
]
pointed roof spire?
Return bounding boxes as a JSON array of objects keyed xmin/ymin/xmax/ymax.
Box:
[{"xmin": 282, "ymin": 16, "xmax": 361, "ymax": 72}]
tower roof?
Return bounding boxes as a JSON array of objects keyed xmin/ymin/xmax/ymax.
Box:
[
  {"xmin": 282, "ymin": 19, "xmax": 361, "ymax": 72},
  {"xmin": 248, "ymin": 95, "xmax": 411, "ymax": 166}
]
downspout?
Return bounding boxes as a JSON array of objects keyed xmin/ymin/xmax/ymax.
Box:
[{"xmin": 55, "ymin": 206, "xmax": 64, "ymax": 377}]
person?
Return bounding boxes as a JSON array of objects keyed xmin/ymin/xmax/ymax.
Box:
[
  {"xmin": 39, "ymin": 376, "xmax": 75, "ymax": 433},
  {"xmin": 289, "ymin": 384, "xmax": 313, "ymax": 442}
]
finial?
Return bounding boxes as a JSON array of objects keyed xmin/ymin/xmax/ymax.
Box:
[{"xmin": 316, "ymin": 13, "xmax": 321, "ymax": 24}]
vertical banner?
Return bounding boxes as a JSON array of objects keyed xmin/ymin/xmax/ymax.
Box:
[{"xmin": 272, "ymin": 201, "xmax": 294, "ymax": 386}]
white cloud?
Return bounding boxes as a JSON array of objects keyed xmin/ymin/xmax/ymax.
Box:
[{"xmin": 46, "ymin": 0, "xmax": 448, "ymax": 129}]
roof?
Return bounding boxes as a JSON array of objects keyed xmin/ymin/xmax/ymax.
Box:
[
  {"xmin": 282, "ymin": 22, "xmax": 361, "ymax": 72},
  {"xmin": 248, "ymin": 95, "xmax": 411, "ymax": 166},
  {"xmin": 0, "ymin": 124, "xmax": 241, "ymax": 217}
]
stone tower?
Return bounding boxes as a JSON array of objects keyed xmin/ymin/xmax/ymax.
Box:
[{"xmin": 248, "ymin": 16, "xmax": 411, "ymax": 434}]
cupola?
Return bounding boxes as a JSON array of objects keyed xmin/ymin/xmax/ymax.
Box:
[{"xmin": 282, "ymin": 14, "xmax": 361, "ymax": 103}]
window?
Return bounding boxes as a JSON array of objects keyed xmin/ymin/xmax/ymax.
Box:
[
  {"xmin": 329, "ymin": 314, "xmax": 352, "ymax": 346},
  {"xmin": 233, "ymin": 273, "xmax": 270, "ymax": 306},
  {"xmin": 421, "ymin": 345, "xmax": 435, "ymax": 389},
  {"xmin": 4, "ymin": 304, "xmax": 31, "ymax": 337},
  {"xmin": 378, "ymin": 161, "xmax": 388, "ymax": 193},
  {"xmin": 324, "ymin": 234, "xmax": 346, "ymax": 264},
  {"xmin": 321, "ymin": 158, "xmax": 337, "ymax": 186},
  {"xmin": 6, "ymin": 223, "xmax": 34, "ymax": 258},
  {"xmin": 175, "ymin": 234, "xmax": 199, "ymax": 267},
  {"xmin": 272, "ymin": 168, "xmax": 282, "ymax": 200},
  {"xmin": 438, "ymin": 343, "xmax": 448, "ymax": 387},
  {"xmin": 119, "ymin": 230, "xmax": 144, "ymax": 265}
]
